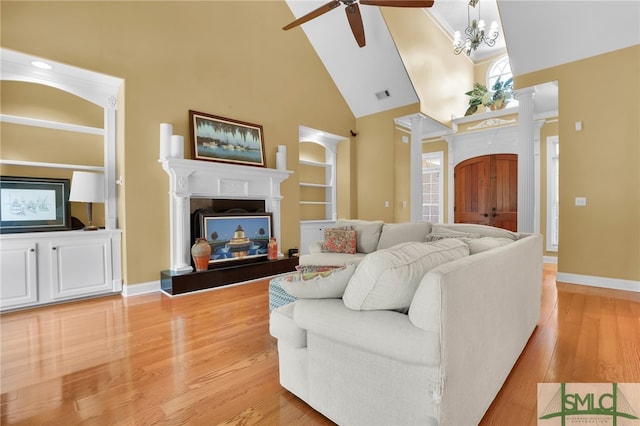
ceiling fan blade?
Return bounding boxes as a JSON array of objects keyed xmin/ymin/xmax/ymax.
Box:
[
  {"xmin": 283, "ymin": 0, "xmax": 342, "ymax": 31},
  {"xmin": 359, "ymin": 0, "xmax": 434, "ymax": 7},
  {"xmin": 345, "ymin": 3, "xmax": 366, "ymax": 47}
]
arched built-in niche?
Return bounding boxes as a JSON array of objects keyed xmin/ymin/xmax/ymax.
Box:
[
  {"xmin": 0, "ymin": 48, "xmax": 123, "ymax": 229},
  {"xmin": 298, "ymin": 125, "xmax": 346, "ymax": 254}
]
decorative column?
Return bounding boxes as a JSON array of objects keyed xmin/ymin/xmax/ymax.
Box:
[
  {"xmin": 515, "ymin": 87, "xmax": 536, "ymax": 233},
  {"xmin": 265, "ymin": 178, "xmax": 284, "ymax": 258},
  {"xmin": 442, "ymin": 134, "xmax": 455, "ymax": 224},
  {"xmin": 410, "ymin": 114, "xmax": 424, "ymax": 222},
  {"xmin": 104, "ymin": 96, "xmax": 118, "ymax": 230},
  {"xmin": 163, "ymin": 164, "xmax": 194, "ymax": 272}
]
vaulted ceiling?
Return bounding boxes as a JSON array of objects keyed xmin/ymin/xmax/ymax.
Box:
[{"xmin": 283, "ymin": 0, "xmax": 640, "ymax": 119}]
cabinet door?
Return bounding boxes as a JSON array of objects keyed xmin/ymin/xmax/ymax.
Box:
[
  {"xmin": 49, "ymin": 235, "xmax": 113, "ymax": 300},
  {"xmin": 0, "ymin": 241, "xmax": 38, "ymax": 309},
  {"xmin": 491, "ymin": 154, "xmax": 518, "ymax": 231}
]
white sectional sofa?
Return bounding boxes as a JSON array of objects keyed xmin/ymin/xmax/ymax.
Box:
[{"xmin": 270, "ymin": 221, "xmax": 543, "ymax": 425}]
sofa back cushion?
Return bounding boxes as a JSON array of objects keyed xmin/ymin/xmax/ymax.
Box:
[
  {"xmin": 432, "ymin": 223, "xmax": 519, "ymax": 240},
  {"xmin": 336, "ymin": 219, "xmax": 384, "ymax": 254},
  {"xmin": 376, "ymin": 222, "xmax": 432, "ymax": 250},
  {"xmin": 343, "ymin": 239, "xmax": 469, "ymax": 312},
  {"xmin": 465, "ymin": 237, "xmax": 513, "ymax": 254}
]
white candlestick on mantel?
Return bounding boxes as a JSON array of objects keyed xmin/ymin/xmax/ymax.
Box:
[
  {"xmin": 159, "ymin": 123, "xmax": 172, "ymax": 160},
  {"xmin": 171, "ymin": 135, "xmax": 184, "ymax": 159},
  {"xmin": 276, "ymin": 151, "xmax": 286, "ymax": 170}
]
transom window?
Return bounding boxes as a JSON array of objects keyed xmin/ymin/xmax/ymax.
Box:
[{"xmin": 487, "ymin": 55, "xmax": 518, "ymax": 107}]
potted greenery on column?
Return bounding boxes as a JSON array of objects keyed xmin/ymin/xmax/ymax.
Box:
[{"xmin": 464, "ymin": 77, "xmax": 513, "ymax": 116}]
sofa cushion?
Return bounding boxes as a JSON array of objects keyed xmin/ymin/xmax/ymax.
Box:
[
  {"xmin": 376, "ymin": 222, "xmax": 433, "ymax": 250},
  {"xmin": 299, "ymin": 252, "xmax": 367, "ymax": 267},
  {"xmin": 279, "ymin": 264, "xmax": 357, "ymax": 299},
  {"xmin": 425, "ymin": 227, "xmax": 481, "ymax": 242},
  {"xmin": 465, "ymin": 237, "xmax": 513, "ymax": 254},
  {"xmin": 432, "ymin": 223, "xmax": 520, "ymax": 240},
  {"xmin": 336, "ymin": 219, "xmax": 384, "ymax": 254},
  {"xmin": 294, "ymin": 299, "xmax": 440, "ymax": 366},
  {"xmin": 322, "ymin": 228, "xmax": 357, "ymax": 254},
  {"xmin": 269, "ymin": 302, "xmax": 306, "ymax": 348},
  {"xmin": 343, "ymin": 239, "xmax": 469, "ymax": 311}
]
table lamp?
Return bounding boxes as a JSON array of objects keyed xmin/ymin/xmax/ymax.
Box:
[{"xmin": 69, "ymin": 171, "xmax": 105, "ymax": 231}]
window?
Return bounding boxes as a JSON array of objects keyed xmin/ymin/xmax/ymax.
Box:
[
  {"xmin": 546, "ymin": 136, "xmax": 559, "ymax": 252},
  {"xmin": 421, "ymin": 152, "xmax": 443, "ymax": 224},
  {"xmin": 487, "ymin": 55, "xmax": 518, "ymax": 107}
]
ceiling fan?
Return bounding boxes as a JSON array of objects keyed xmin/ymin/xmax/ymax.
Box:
[{"xmin": 283, "ymin": 0, "xmax": 435, "ymax": 48}]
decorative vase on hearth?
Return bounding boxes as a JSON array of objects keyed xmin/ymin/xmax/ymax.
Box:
[
  {"xmin": 191, "ymin": 237, "xmax": 212, "ymax": 271},
  {"xmin": 267, "ymin": 237, "xmax": 278, "ymax": 260}
]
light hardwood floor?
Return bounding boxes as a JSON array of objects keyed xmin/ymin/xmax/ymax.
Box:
[{"xmin": 1, "ymin": 264, "xmax": 639, "ymax": 425}]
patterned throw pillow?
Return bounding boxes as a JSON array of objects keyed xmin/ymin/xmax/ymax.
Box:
[
  {"xmin": 296, "ymin": 265, "xmax": 342, "ymax": 279},
  {"xmin": 321, "ymin": 228, "xmax": 357, "ymax": 254},
  {"xmin": 279, "ymin": 264, "xmax": 357, "ymax": 299}
]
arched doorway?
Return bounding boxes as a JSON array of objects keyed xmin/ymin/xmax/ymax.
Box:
[{"xmin": 454, "ymin": 154, "xmax": 517, "ymax": 231}]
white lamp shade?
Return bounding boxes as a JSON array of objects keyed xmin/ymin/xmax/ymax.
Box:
[{"xmin": 69, "ymin": 171, "xmax": 105, "ymax": 203}]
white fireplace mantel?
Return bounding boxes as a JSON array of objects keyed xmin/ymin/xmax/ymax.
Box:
[{"xmin": 161, "ymin": 158, "xmax": 292, "ymax": 272}]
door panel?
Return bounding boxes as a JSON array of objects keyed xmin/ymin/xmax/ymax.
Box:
[
  {"xmin": 492, "ymin": 154, "xmax": 518, "ymax": 231},
  {"xmin": 455, "ymin": 154, "xmax": 518, "ymax": 231},
  {"xmin": 455, "ymin": 156, "xmax": 490, "ymax": 226}
]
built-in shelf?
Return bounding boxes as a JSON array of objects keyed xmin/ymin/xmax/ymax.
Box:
[
  {"xmin": 0, "ymin": 159, "xmax": 104, "ymax": 172},
  {"xmin": 300, "ymin": 182, "xmax": 332, "ymax": 188},
  {"xmin": 299, "ymin": 159, "xmax": 331, "ymax": 168},
  {"xmin": 0, "ymin": 113, "xmax": 104, "ymax": 135}
]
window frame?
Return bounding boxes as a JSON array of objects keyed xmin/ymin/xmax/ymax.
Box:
[
  {"xmin": 421, "ymin": 151, "xmax": 444, "ymax": 224},
  {"xmin": 546, "ymin": 135, "xmax": 559, "ymax": 252}
]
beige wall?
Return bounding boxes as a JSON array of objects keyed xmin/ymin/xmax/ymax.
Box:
[
  {"xmin": 517, "ymin": 45, "xmax": 640, "ymax": 281},
  {"xmin": 353, "ymin": 104, "xmax": 420, "ymax": 222},
  {"xmin": 382, "ymin": 8, "xmax": 473, "ymax": 125},
  {"xmin": 2, "ymin": 1, "xmax": 355, "ymax": 286}
]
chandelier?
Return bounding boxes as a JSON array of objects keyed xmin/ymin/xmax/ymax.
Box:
[{"xmin": 453, "ymin": 0, "xmax": 499, "ymax": 56}]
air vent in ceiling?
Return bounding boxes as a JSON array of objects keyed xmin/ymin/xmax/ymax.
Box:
[{"xmin": 375, "ymin": 90, "xmax": 390, "ymax": 100}]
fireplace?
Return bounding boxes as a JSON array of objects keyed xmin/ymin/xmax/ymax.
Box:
[{"xmin": 161, "ymin": 158, "xmax": 292, "ymax": 272}]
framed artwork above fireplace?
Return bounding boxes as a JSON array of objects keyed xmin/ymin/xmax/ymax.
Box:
[{"xmin": 189, "ymin": 110, "xmax": 266, "ymax": 167}]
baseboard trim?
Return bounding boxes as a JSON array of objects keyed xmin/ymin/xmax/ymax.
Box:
[
  {"xmin": 122, "ymin": 280, "xmax": 161, "ymax": 297},
  {"xmin": 556, "ymin": 272, "xmax": 640, "ymax": 293},
  {"xmin": 543, "ymin": 256, "xmax": 558, "ymax": 264}
]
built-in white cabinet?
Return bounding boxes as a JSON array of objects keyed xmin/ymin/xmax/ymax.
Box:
[
  {"xmin": 0, "ymin": 230, "xmax": 122, "ymax": 311},
  {"xmin": 0, "ymin": 240, "xmax": 38, "ymax": 308}
]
